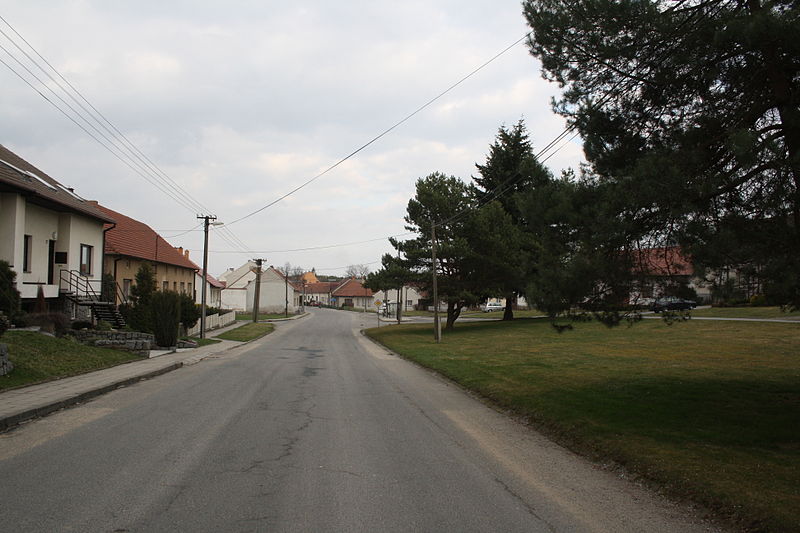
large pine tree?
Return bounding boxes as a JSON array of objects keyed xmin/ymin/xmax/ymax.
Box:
[{"xmin": 523, "ymin": 0, "xmax": 800, "ymax": 306}]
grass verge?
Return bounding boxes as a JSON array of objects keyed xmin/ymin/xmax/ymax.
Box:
[
  {"xmin": 184, "ymin": 336, "xmax": 222, "ymax": 347},
  {"xmin": 691, "ymin": 306, "xmax": 800, "ymax": 320},
  {"xmin": 365, "ymin": 319, "xmax": 800, "ymax": 532},
  {"xmin": 214, "ymin": 322, "xmax": 274, "ymax": 342},
  {"xmin": 236, "ymin": 312, "xmax": 302, "ymax": 321},
  {"xmin": 0, "ymin": 331, "xmax": 144, "ymax": 391}
]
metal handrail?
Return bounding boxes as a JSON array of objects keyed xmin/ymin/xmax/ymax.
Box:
[{"xmin": 59, "ymin": 270, "xmax": 102, "ymax": 302}]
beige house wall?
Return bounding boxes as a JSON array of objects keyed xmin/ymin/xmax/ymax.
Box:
[{"xmin": 104, "ymin": 255, "xmax": 196, "ymax": 303}]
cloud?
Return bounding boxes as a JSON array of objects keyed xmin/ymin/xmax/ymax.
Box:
[{"xmin": 0, "ymin": 1, "xmax": 586, "ymax": 276}]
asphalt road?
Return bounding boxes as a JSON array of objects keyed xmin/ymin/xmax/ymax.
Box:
[{"xmin": 0, "ymin": 308, "xmax": 719, "ymax": 532}]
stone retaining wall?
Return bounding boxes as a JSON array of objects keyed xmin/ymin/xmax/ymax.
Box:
[{"xmin": 73, "ymin": 330, "xmax": 155, "ymax": 355}]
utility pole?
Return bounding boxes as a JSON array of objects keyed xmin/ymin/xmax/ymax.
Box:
[
  {"xmin": 252, "ymin": 258, "xmax": 263, "ymax": 323},
  {"xmin": 198, "ymin": 214, "xmax": 218, "ymax": 339},
  {"xmin": 284, "ymin": 267, "xmax": 289, "ymax": 317},
  {"xmin": 431, "ymin": 221, "xmax": 441, "ymax": 342}
]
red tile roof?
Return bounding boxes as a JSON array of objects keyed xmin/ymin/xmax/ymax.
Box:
[
  {"xmin": 633, "ymin": 247, "xmax": 693, "ymax": 276},
  {"xmin": 97, "ymin": 204, "xmax": 197, "ymax": 271},
  {"xmin": 332, "ymin": 278, "xmax": 373, "ymax": 298},
  {"xmin": 305, "ymin": 281, "xmax": 339, "ymax": 294},
  {"xmin": 0, "ymin": 145, "xmax": 114, "ymax": 223}
]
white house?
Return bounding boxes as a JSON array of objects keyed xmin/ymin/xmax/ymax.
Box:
[
  {"xmin": 218, "ymin": 260, "xmax": 257, "ymax": 311},
  {"xmin": 372, "ymin": 285, "xmax": 425, "ymax": 311},
  {"xmin": 245, "ymin": 266, "xmax": 301, "ymax": 313},
  {"xmin": 0, "ymin": 145, "xmax": 113, "ymax": 309}
]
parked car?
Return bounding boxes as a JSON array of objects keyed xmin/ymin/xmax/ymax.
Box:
[
  {"xmin": 482, "ymin": 302, "xmax": 504, "ymax": 312},
  {"xmin": 650, "ymin": 296, "xmax": 697, "ymax": 312}
]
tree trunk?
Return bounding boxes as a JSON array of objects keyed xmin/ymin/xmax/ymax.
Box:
[
  {"xmin": 445, "ymin": 301, "xmax": 462, "ymax": 330},
  {"xmin": 502, "ymin": 292, "xmax": 515, "ymax": 321}
]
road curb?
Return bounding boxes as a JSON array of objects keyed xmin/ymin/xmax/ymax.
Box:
[{"xmin": 0, "ymin": 362, "xmax": 183, "ymax": 432}]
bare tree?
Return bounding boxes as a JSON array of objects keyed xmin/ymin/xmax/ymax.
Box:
[{"xmin": 345, "ymin": 264, "xmax": 370, "ymax": 279}]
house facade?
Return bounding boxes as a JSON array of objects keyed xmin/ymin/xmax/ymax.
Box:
[
  {"xmin": 0, "ymin": 145, "xmax": 113, "ymax": 308},
  {"xmin": 331, "ymin": 278, "xmax": 373, "ymax": 309},
  {"xmin": 245, "ymin": 266, "xmax": 301, "ymax": 313},
  {"xmin": 372, "ymin": 285, "xmax": 425, "ymax": 311},
  {"xmin": 630, "ymin": 246, "xmax": 711, "ymax": 303},
  {"xmin": 218, "ymin": 260, "xmax": 257, "ymax": 311},
  {"xmin": 97, "ymin": 204, "xmax": 197, "ymax": 303}
]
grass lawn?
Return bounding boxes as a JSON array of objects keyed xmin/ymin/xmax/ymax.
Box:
[
  {"xmin": 365, "ymin": 319, "xmax": 800, "ymax": 532},
  {"xmin": 184, "ymin": 336, "xmax": 222, "ymax": 347},
  {"xmin": 460, "ymin": 308, "xmax": 546, "ymax": 318},
  {"xmin": 0, "ymin": 331, "xmax": 144, "ymax": 391},
  {"xmin": 214, "ymin": 322, "xmax": 274, "ymax": 342},
  {"xmin": 691, "ymin": 306, "xmax": 800, "ymax": 320},
  {"xmin": 236, "ymin": 312, "xmax": 302, "ymax": 321}
]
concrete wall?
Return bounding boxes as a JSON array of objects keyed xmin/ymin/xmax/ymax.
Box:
[
  {"xmin": 0, "ymin": 193, "xmax": 105, "ymax": 300},
  {"xmin": 245, "ymin": 270, "xmax": 299, "ymax": 313},
  {"xmin": 221, "ymin": 287, "xmax": 248, "ymax": 311}
]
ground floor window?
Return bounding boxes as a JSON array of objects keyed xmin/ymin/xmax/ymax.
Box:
[
  {"xmin": 123, "ymin": 279, "xmax": 132, "ymax": 298},
  {"xmin": 79, "ymin": 244, "xmax": 92, "ymax": 276},
  {"xmin": 23, "ymin": 234, "xmax": 32, "ymax": 272}
]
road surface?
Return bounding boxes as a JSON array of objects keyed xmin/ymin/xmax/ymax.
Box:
[{"xmin": 0, "ymin": 308, "xmax": 719, "ymax": 532}]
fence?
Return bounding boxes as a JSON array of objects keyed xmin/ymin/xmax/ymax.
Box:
[{"xmin": 187, "ymin": 310, "xmax": 237, "ymax": 337}]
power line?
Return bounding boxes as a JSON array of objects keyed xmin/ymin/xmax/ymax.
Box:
[
  {"xmin": 225, "ymin": 31, "xmax": 534, "ymax": 227},
  {"xmin": 0, "ymin": 15, "xmax": 253, "ymax": 254}
]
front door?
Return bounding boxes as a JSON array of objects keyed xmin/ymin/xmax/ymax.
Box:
[{"xmin": 47, "ymin": 240, "xmax": 56, "ymax": 285}]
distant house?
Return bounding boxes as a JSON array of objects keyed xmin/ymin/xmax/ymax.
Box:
[
  {"xmin": 97, "ymin": 205, "xmax": 198, "ymax": 303},
  {"xmin": 197, "ymin": 270, "xmax": 225, "ymax": 309},
  {"xmin": 331, "ymin": 278, "xmax": 373, "ymax": 309},
  {"xmin": 372, "ymin": 285, "xmax": 424, "ymax": 311},
  {"xmin": 304, "ymin": 281, "xmax": 339, "ymax": 306},
  {"xmin": 0, "ymin": 145, "xmax": 114, "ymax": 313},
  {"xmin": 218, "ymin": 260, "xmax": 257, "ymax": 311},
  {"xmin": 630, "ymin": 246, "xmax": 711, "ymax": 303},
  {"xmin": 245, "ymin": 266, "xmax": 301, "ymax": 313}
]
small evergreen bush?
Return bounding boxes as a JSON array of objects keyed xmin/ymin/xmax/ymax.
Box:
[{"xmin": 151, "ymin": 291, "xmax": 180, "ymax": 347}]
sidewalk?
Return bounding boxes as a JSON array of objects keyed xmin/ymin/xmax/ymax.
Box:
[{"xmin": 0, "ymin": 321, "xmax": 249, "ymax": 431}]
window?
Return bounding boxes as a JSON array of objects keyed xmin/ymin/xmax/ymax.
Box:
[
  {"xmin": 162, "ymin": 281, "xmax": 168, "ymax": 291},
  {"xmin": 123, "ymin": 279, "xmax": 132, "ymax": 298},
  {"xmin": 23, "ymin": 235, "xmax": 32, "ymax": 272},
  {"xmin": 173, "ymin": 281, "xmax": 177, "ymax": 291},
  {"xmin": 180, "ymin": 281, "xmax": 185, "ymax": 293},
  {"xmin": 79, "ymin": 244, "xmax": 92, "ymax": 276},
  {"xmin": 188, "ymin": 283, "xmax": 192, "ymax": 294}
]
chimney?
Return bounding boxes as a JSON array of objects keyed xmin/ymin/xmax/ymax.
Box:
[{"xmin": 184, "ymin": 249, "xmax": 190, "ymax": 258}]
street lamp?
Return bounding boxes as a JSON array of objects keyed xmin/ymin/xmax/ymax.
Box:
[{"xmin": 198, "ymin": 215, "xmax": 223, "ymax": 338}]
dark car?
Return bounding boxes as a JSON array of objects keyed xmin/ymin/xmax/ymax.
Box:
[{"xmin": 650, "ymin": 296, "xmax": 696, "ymax": 312}]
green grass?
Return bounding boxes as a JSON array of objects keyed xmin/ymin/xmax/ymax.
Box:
[
  {"xmin": 365, "ymin": 319, "xmax": 800, "ymax": 532},
  {"xmin": 691, "ymin": 306, "xmax": 800, "ymax": 319},
  {"xmin": 460, "ymin": 308, "xmax": 546, "ymax": 318},
  {"xmin": 184, "ymin": 336, "xmax": 222, "ymax": 347},
  {"xmin": 0, "ymin": 331, "xmax": 144, "ymax": 391},
  {"xmin": 236, "ymin": 312, "xmax": 301, "ymax": 321},
  {"xmin": 214, "ymin": 322, "xmax": 274, "ymax": 342}
]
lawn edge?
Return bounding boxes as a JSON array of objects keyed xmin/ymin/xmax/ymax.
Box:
[{"xmin": 361, "ymin": 326, "xmax": 750, "ymax": 533}]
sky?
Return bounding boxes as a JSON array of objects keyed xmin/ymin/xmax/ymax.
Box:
[{"xmin": 0, "ymin": 1, "xmax": 584, "ymax": 278}]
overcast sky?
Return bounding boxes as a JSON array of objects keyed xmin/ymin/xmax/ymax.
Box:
[{"xmin": 1, "ymin": 1, "xmax": 584, "ymax": 278}]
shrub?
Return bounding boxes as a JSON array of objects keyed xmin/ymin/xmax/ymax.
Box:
[
  {"xmin": 0, "ymin": 260, "xmax": 21, "ymax": 320},
  {"xmin": 749, "ymin": 294, "xmax": 768, "ymax": 307},
  {"xmin": 27, "ymin": 312, "xmax": 71, "ymax": 336},
  {"xmin": 179, "ymin": 293, "xmax": 201, "ymax": 331},
  {"xmin": 151, "ymin": 291, "xmax": 180, "ymax": 347},
  {"xmin": 96, "ymin": 320, "xmax": 113, "ymax": 331},
  {"xmin": 0, "ymin": 311, "xmax": 9, "ymax": 338},
  {"xmin": 127, "ymin": 264, "xmax": 156, "ymax": 333}
]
